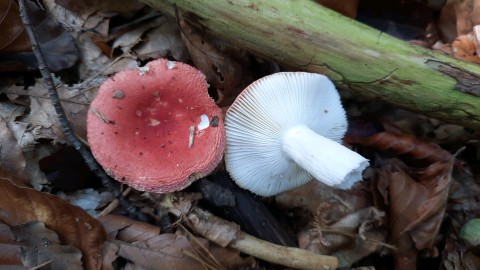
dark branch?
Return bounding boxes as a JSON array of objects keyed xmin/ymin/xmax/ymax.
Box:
[{"xmin": 17, "ymin": 0, "xmax": 147, "ymax": 221}]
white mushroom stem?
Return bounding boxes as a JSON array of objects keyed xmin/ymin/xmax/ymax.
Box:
[{"xmin": 282, "ymin": 125, "xmax": 369, "ymax": 189}]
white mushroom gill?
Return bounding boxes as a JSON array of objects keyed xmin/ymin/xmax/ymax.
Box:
[{"xmin": 225, "ymin": 72, "xmax": 369, "ymax": 196}]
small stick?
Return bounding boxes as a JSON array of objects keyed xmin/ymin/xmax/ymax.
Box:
[
  {"xmin": 91, "ymin": 108, "xmax": 115, "ymax": 124},
  {"xmin": 17, "ymin": 0, "xmax": 113, "ymax": 191},
  {"xmin": 188, "ymin": 125, "xmax": 195, "ymax": 148},
  {"xmin": 185, "ymin": 208, "xmax": 338, "ymax": 270},
  {"xmin": 98, "ymin": 187, "xmax": 132, "ymax": 217}
]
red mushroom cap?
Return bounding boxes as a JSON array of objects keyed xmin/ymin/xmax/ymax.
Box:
[{"xmin": 87, "ymin": 59, "xmax": 225, "ymax": 193}]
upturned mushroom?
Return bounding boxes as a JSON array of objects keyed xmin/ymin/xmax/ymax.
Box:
[
  {"xmin": 87, "ymin": 59, "xmax": 225, "ymax": 193},
  {"xmin": 225, "ymin": 72, "xmax": 369, "ymax": 196}
]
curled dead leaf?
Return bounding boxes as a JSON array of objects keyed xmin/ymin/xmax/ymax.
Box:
[
  {"xmin": 0, "ymin": 179, "xmax": 106, "ymax": 270},
  {"xmin": 0, "ymin": 0, "xmax": 79, "ymax": 72},
  {"xmin": 0, "ymin": 0, "xmax": 31, "ymax": 52},
  {"xmin": 345, "ymin": 124, "xmax": 453, "ymax": 164},
  {"xmin": 378, "ymin": 158, "xmax": 454, "ymax": 270},
  {"xmin": 452, "ymin": 33, "xmax": 480, "ymax": 64},
  {"xmin": 179, "ymin": 19, "xmax": 249, "ymax": 107},
  {"xmin": 0, "ymin": 102, "xmax": 29, "ymax": 187},
  {"xmin": 300, "ymin": 206, "xmax": 386, "ymax": 267},
  {"xmin": 12, "ymin": 221, "xmax": 83, "ymax": 269},
  {"xmin": 0, "ymin": 223, "xmax": 24, "ymax": 267},
  {"xmin": 99, "ymin": 214, "xmax": 254, "ymax": 270}
]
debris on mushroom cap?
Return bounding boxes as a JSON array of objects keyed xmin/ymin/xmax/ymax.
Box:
[
  {"xmin": 87, "ymin": 59, "xmax": 225, "ymax": 193},
  {"xmin": 225, "ymin": 72, "xmax": 369, "ymax": 196}
]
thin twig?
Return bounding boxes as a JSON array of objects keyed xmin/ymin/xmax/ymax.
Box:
[
  {"xmin": 178, "ymin": 223, "xmax": 224, "ymax": 270},
  {"xmin": 98, "ymin": 187, "xmax": 132, "ymax": 217},
  {"xmin": 317, "ymin": 227, "xmax": 397, "ymax": 250},
  {"xmin": 17, "ymin": 0, "xmax": 146, "ymax": 220},
  {"xmin": 181, "ymin": 207, "xmax": 339, "ymax": 270}
]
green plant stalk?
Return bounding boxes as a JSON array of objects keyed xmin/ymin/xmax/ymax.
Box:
[{"xmin": 141, "ymin": 0, "xmax": 480, "ymax": 129}]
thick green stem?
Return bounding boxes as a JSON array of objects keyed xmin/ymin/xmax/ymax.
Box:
[{"xmin": 141, "ymin": 0, "xmax": 480, "ymax": 129}]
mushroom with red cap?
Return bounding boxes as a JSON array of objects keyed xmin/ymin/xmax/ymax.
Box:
[
  {"xmin": 225, "ymin": 72, "xmax": 369, "ymax": 196},
  {"xmin": 87, "ymin": 58, "xmax": 225, "ymax": 193}
]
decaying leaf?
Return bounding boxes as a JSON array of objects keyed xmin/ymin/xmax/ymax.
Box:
[
  {"xmin": 23, "ymin": 143, "xmax": 61, "ymax": 190},
  {"xmin": 378, "ymin": 158, "xmax": 455, "ymax": 270},
  {"xmin": 346, "ymin": 129, "xmax": 453, "ymax": 164},
  {"xmin": 451, "ymin": 33, "xmax": 480, "ymax": 64},
  {"xmin": 24, "ymin": 0, "xmax": 79, "ymax": 72},
  {"xmin": 299, "ymin": 206, "xmax": 387, "ymax": 267},
  {"xmin": 0, "ymin": 101, "xmax": 29, "ymax": 187},
  {"xmin": 453, "ymin": 0, "xmax": 480, "ymax": 37},
  {"xmin": 78, "ymin": 31, "xmax": 139, "ymax": 79},
  {"xmin": 134, "ymin": 18, "xmax": 188, "ymax": 62},
  {"xmin": 179, "ymin": 19, "xmax": 249, "ymax": 107},
  {"xmin": 443, "ymin": 236, "xmax": 480, "ymax": 270},
  {"xmin": 56, "ymin": 188, "xmax": 107, "ymax": 216},
  {"xmin": 437, "ymin": 2, "xmax": 457, "ymax": 42},
  {"xmin": 12, "ymin": 221, "xmax": 83, "ymax": 269},
  {"xmin": 52, "ymin": 0, "xmax": 144, "ymax": 31},
  {"xmin": 448, "ymin": 164, "xmax": 480, "ymax": 217},
  {"xmin": 0, "ymin": 0, "xmax": 79, "ymax": 72},
  {"xmin": 0, "ymin": 223, "xmax": 24, "ymax": 267},
  {"xmin": 315, "ymin": 0, "xmax": 359, "ymax": 18},
  {"xmin": 99, "ymin": 214, "xmax": 254, "ymax": 270},
  {"xmin": 5, "ymin": 76, "xmax": 96, "ymax": 144},
  {"xmin": 276, "ymin": 180, "xmax": 371, "ymax": 217},
  {"xmin": 0, "ymin": 97, "xmax": 58, "ymax": 189},
  {"xmin": 111, "ymin": 16, "xmax": 167, "ymax": 55},
  {"xmin": 0, "ymin": 0, "xmax": 31, "ymax": 52},
  {"xmin": 0, "ymin": 179, "xmax": 106, "ymax": 270},
  {"xmin": 437, "ymin": 0, "xmax": 480, "ymax": 42}
]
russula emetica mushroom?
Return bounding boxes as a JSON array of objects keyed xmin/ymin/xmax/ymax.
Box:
[
  {"xmin": 225, "ymin": 72, "xmax": 369, "ymax": 196},
  {"xmin": 87, "ymin": 59, "xmax": 225, "ymax": 193}
]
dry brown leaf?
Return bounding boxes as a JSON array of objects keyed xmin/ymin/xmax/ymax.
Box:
[
  {"xmin": 299, "ymin": 206, "xmax": 386, "ymax": 268},
  {"xmin": 0, "ymin": 99, "xmax": 60, "ymax": 189},
  {"xmin": 56, "ymin": 188, "xmax": 106, "ymax": 215},
  {"xmin": 448, "ymin": 165, "xmax": 480, "ymax": 216},
  {"xmin": 315, "ymin": 0, "xmax": 359, "ymax": 18},
  {"xmin": 437, "ymin": 2, "xmax": 459, "ymax": 42},
  {"xmin": 0, "ymin": 223, "xmax": 24, "ymax": 267},
  {"xmin": 111, "ymin": 16, "xmax": 167, "ymax": 55},
  {"xmin": 78, "ymin": 31, "xmax": 139, "ymax": 79},
  {"xmin": 379, "ymin": 158, "xmax": 454, "ymax": 270},
  {"xmin": 134, "ymin": 19, "xmax": 188, "ymax": 62},
  {"xmin": 452, "ymin": 33, "xmax": 480, "ymax": 64},
  {"xmin": 5, "ymin": 77, "xmax": 96, "ymax": 143},
  {"xmin": 346, "ymin": 129, "xmax": 453, "ymax": 164},
  {"xmin": 0, "ymin": 179, "xmax": 106, "ymax": 270},
  {"xmin": 276, "ymin": 180, "xmax": 371, "ymax": 217},
  {"xmin": 0, "ymin": 0, "xmax": 31, "ymax": 52},
  {"xmin": 179, "ymin": 19, "xmax": 249, "ymax": 107},
  {"xmin": 54, "ymin": 0, "xmax": 145, "ymax": 19},
  {"xmin": 100, "ymin": 214, "xmax": 161, "ymax": 241},
  {"xmin": 99, "ymin": 214, "xmax": 254, "ymax": 270},
  {"xmin": 454, "ymin": 0, "xmax": 480, "ymax": 37},
  {"xmin": 51, "ymin": 0, "xmax": 144, "ymax": 31},
  {"xmin": 443, "ymin": 236, "xmax": 480, "ymax": 270},
  {"xmin": 0, "ymin": 0, "xmax": 79, "ymax": 72},
  {"xmin": 0, "ymin": 102, "xmax": 29, "ymax": 187},
  {"xmin": 438, "ymin": 0, "xmax": 480, "ymax": 42},
  {"xmin": 12, "ymin": 221, "xmax": 83, "ymax": 269}
]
